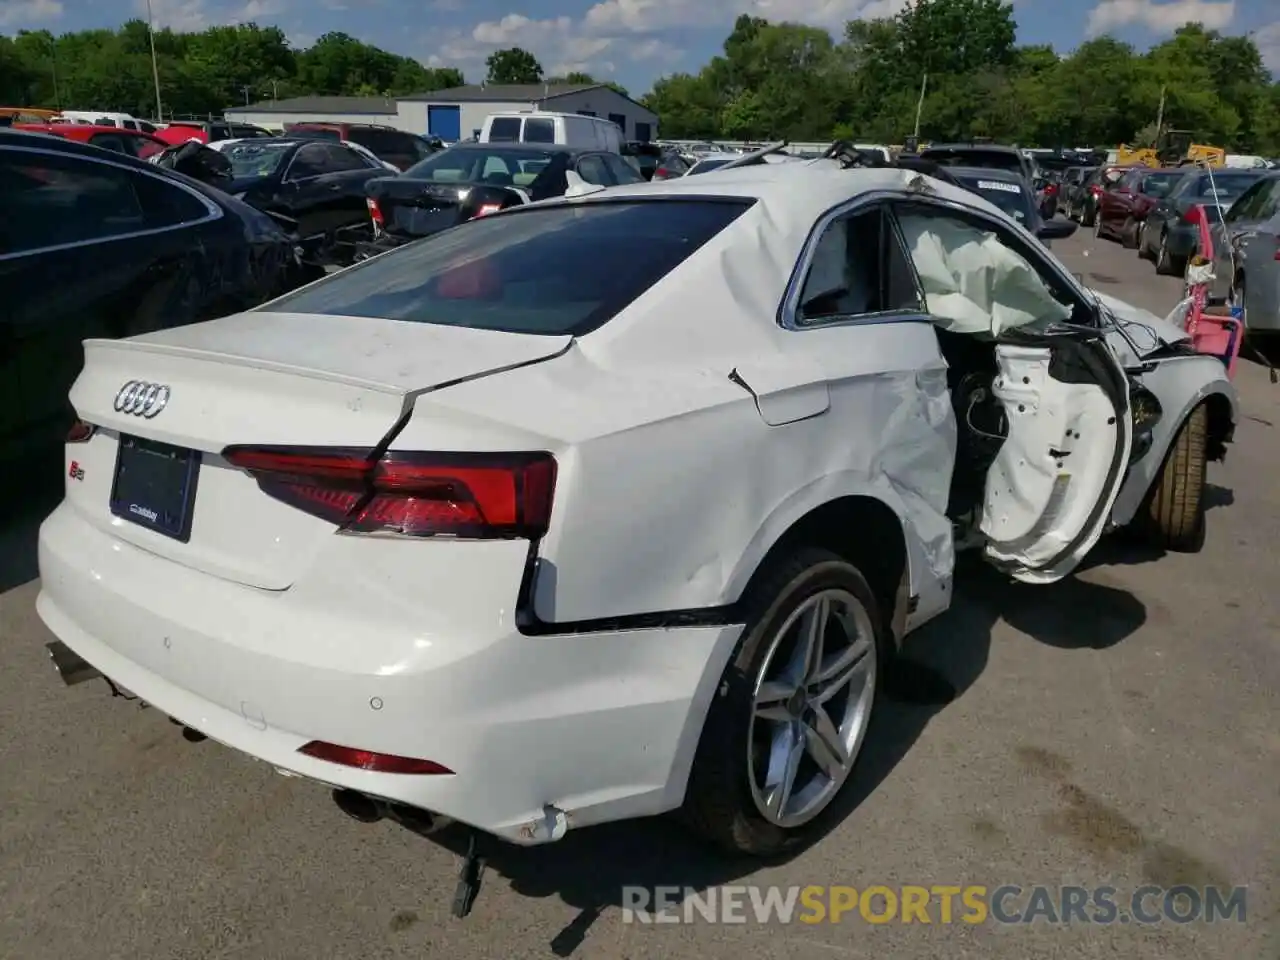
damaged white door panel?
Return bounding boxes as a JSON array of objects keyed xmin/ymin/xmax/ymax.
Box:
[{"xmin": 981, "ymin": 343, "xmax": 1133, "ymax": 583}]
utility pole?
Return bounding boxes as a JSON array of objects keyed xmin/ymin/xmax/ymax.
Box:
[
  {"xmin": 913, "ymin": 72, "xmax": 928, "ymax": 138},
  {"xmin": 1154, "ymin": 84, "xmax": 1166, "ymax": 141},
  {"xmin": 49, "ymin": 36, "xmax": 60, "ymax": 110},
  {"xmin": 242, "ymin": 85, "xmax": 252, "ymax": 105},
  {"xmin": 145, "ymin": 0, "xmax": 163, "ymax": 120}
]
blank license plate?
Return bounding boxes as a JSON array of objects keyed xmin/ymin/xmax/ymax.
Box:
[{"xmin": 109, "ymin": 435, "xmax": 201, "ymax": 542}]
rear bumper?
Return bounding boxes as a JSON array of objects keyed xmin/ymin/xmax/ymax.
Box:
[{"xmin": 36, "ymin": 503, "xmax": 741, "ymax": 844}]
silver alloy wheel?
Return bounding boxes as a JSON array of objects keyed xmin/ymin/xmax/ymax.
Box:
[
  {"xmin": 748, "ymin": 588, "xmax": 877, "ymax": 828},
  {"xmin": 1137, "ymin": 220, "xmax": 1146, "ymax": 252}
]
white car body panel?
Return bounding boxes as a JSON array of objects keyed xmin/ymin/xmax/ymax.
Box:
[{"xmin": 35, "ymin": 160, "xmax": 1230, "ymax": 846}]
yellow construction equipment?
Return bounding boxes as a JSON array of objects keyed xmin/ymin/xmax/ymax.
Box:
[{"xmin": 1156, "ymin": 130, "xmax": 1225, "ymax": 167}]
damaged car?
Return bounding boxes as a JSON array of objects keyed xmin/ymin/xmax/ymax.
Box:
[{"xmin": 36, "ymin": 142, "xmax": 1236, "ymax": 913}]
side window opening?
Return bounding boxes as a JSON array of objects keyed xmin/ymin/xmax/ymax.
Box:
[
  {"xmin": 796, "ymin": 206, "xmax": 922, "ymax": 324},
  {"xmin": 892, "ymin": 202, "xmax": 1083, "ymax": 336}
]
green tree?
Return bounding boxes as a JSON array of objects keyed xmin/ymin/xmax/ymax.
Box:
[{"xmin": 485, "ymin": 47, "xmax": 542, "ymax": 84}]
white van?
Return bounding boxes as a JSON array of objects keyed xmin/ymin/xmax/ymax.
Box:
[
  {"xmin": 55, "ymin": 110, "xmax": 157, "ymax": 133},
  {"xmin": 479, "ymin": 111, "xmax": 623, "ymax": 153}
]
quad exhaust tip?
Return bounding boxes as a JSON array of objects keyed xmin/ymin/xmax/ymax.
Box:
[{"xmin": 46, "ymin": 641, "xmax": 102, "ymax": 687}]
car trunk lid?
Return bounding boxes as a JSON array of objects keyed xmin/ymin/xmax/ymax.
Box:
[
  {"xmin": 368, "ymin": 178, "xmax": 471, "ymax": 239},
  {"xmin": 66, "ymin": 312, "xmax": 570, "ymax": 590}
]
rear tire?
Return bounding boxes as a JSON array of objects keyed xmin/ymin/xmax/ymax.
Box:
[
  {"xmin": 681, "ymin": 548, "xmax": 885, "ymax": 856},
  {"xmin": 1121, "ymin": 217, "xmax": 1139, "ymax": 249},
  {"xmin": 1140, "ymin": 403, "xmax": 1208, "ymax": 552}
]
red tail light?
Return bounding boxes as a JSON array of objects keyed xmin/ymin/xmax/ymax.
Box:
[
  {"xmin": 1045, "ymin": 184, "xmax": 1059, "ymax": 196},
  {"xmin": 66, "ymin": 419, "xmax": 95, "ymax": 443},
  {"xmin": 1090, "ymin": 185, "xmax": 1102, "ymax": 196},
  {"xmin": 1181, "ymin": 207, "xmax": 1200, "ymax": 224},
  {"xmin": 298, "ymin": 740, "xmax": 453, "ymax": 774},
  {"xmin": 473, "ymin": 202, "xmax": 503, "ymax": 217},
  {"xmin": 366, "ymin": 197, "xmax": 384, "ymax": 227},
  {"xmin": 653, "ymin": 166, "xmax": 672, "ymax": 179},
  {"xmin": 222, "ymin": 446, "xmax": 557, "ymax": 539}
]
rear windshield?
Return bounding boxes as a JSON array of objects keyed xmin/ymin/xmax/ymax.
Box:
[
  {"xmin": 403, "ymin": 146, "xmax": 558, "ymax": 186},
  {"xmin": 1189, "ymin": 173, "xmax": 1262, "ymax": 201},
  {"xmin": 954, "ymin": 175, "xmax": 1033, "ymax": 224},
  {"xmin": 289, "ymin": 126, "xmax": 341, "ymax": 141},
  {"xmin": 349, "ymin": 128, "xmax": 412, "ymax": 153},
  {"xmin": 688, "ymin": 158, "xmax": 734, "ymax": 175},
  {"xmin": 1138, "ymin": 171, "xmax": 1181, "ymax": 197},
  {"xmin": 259, "ymin": 200, "xmax": 753, "ymax": 336}
]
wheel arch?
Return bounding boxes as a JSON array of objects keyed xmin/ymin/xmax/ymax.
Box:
[
  {"xmin": 728, "ymin": 492, "xmax": 915, "ymax": 651},
  {"xmin": 1111, "ymin": 365, "xmax": 1236, "ymax": 527}
]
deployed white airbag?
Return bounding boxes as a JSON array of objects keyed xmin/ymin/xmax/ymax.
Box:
[{"xmin": 897, "ymin": 214, "xmax": 1071, "ymax": 336}]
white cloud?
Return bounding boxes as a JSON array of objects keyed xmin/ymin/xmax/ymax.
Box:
[
  {"xmin": 582, "ymin": 0, "xmax": 905, "ymax": 34},
  {"xmin": 139, "ymin": 0, "xmax": 210, "ymax": 31},
  {"xmin": 1085, "ymin": 0, "xmax": 1235, "ymax": 38},
  {"xmin": 1255, "ymin": 21, "xmax": 1280, "ymax": 73},
  {"xmin": 428, "ymin": 0, "xmax": 901, "ymax": 80},
  {"xmin": 233, "ymin": 0, "xmax": 286, "ymax": 20},
  {"xmin": 0, "ymin": 0, "xmax": 63, "ymax": 27}
]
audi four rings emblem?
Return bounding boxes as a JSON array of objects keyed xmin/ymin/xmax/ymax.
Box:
[{"xmin": 113, "ymin": 381, "xmax": 171, "ymax": 418}]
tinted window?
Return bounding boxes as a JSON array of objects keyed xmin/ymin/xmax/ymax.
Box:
[
  {"xmin": 0, "ymin": 150, "xmax": 149, "ymax": 254},
  {"xmin": 132, "ymin": 172, "xmax": 214, "ymax": 227},
  {"xmin": 523, "ymin": 118, "xmax": 556, "ymax": 144},
  {"xmin": 488, "ymin": 118, "xmax": 521, "ymax": 142},
  {"xmin": 405, "ymin": 147, "xmax": 558, "ymax": 188},
  {"xmin": 230, "ymin": 125, "xmax": 271, "ymax": 139},
  {"xmin": 260, "ymin": 200, "xmax": 754, "ymax": 336},
  {"xmin": 286, "ymin": 144, "xmax": 328, "ymax": 180},
  {"xmin": 89, "ymin": 133, "xmax": 133, "ymax": 156},
  {"xmin": 953, "ymin": 174, "xmax": 1035, "ymax": 225},
  {"xmin": 317, "ymin": 144, "xmax": 369, "ymax": 173},
  {"xmin": 1189, "ymin": 173, "xmax": 1262, "ymax": 202},
  {"xmin": 349, "ymin": 128, "xmax": 411, "ymax": 154},
  {"xmin": 605, "ymin": 153, "xmax": 644, "ymax": 184},
  {"xmin": 1137, "ymin": 171, "xmax": 1180, "ymax": 198},
  {"xmin": 288, "ymin": 126, "xmax": 341, "ymax": 141},
  {"xmin": 576, "ymin": 154, "xmax": 611, "ymax": 185},
  {"xmin": 798, "ymin": 206, "xmax": 921, "ymax": 322}
]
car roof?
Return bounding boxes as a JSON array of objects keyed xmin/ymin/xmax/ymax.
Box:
[
  {"xmin": 922, "ymin": 142, "xmax": 1021, "ymax": 155},
  {"xmin": 569, "ymin": 158, "xmax": 1014, "ymax": 228},
  {"xmin": 946, "ymin": 165, "xmax": 1026, "ymax": 186},
  {"xmin": 447, "ymin": 141, "xmax": 577, "ymax": 154},
  {"xmin": 15, "ymin": 123, "xmax": 154, "ymax": 136}
]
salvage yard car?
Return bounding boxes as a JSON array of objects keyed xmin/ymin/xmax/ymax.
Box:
[
  {"xmin": 36, "ymin": 147, "xmax": 1237, "ymax": 913},
  {"xmin": 0, "ymin": 128, "xmax": 305, "ymax": 471}
]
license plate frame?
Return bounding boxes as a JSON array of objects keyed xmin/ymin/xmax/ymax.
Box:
[{"xmin": 109, "ymin": 434, "xmax": 201, "ymax": 543}]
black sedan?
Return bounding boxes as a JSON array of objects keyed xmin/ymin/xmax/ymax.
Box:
[
  {"xmin": 361, "ymin": 142, "xmax": 643, "ymax": 253},
  {"xmin": 212, "ymin": 137, "xmax": 387, "ymax": 263},
  {"xmin": 1, "ymin": 129, "xmax": 303, "ymax": 476},
  {"xmin": 945, "ymin": 165, "xmax": 1077, "ymax": 246},
  {"xmin": 1137, "ymin": 168, "xmax": 1269, "ymax": 275}
]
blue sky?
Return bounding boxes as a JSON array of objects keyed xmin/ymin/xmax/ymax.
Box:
[{"xmin": 2, "ymin": 0, "xmax": 1277, "ymax": 94}]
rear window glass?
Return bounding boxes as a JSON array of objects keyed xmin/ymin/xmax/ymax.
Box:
[
  {"xmin": 488, "ymin": 118, "xmax": 521, "ymax": 142},
  {"xmin": 289, "ymin": 126, "xmax": 341, "ymax": 141},
  {"xmin": 350, "ymin": 128, "xmax": 411, "ymax": 153},
  {"xmin": 523, "ymin": 118, "xmax": 555, "ymax": 143},
  {"xmin": 259, "ymin": 200, "xmax": 754, "ymax": 336}
]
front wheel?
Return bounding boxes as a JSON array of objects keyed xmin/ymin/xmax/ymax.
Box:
[
  {"xmin": 1140, "ymin": 403, "xmax": 1208, "ymax": 552},
  {"xmin": 682, "ymin": 548, "xmax": 883, "ymax": 855}
]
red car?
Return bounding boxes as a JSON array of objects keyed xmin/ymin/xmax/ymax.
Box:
[
  {"xmin": 13, "ymin": 123, "xmax": 169, "ymax": 160},
  {"xmin": 1094, "ymin": 167, "xmax": 1185, "ymax": 249}
]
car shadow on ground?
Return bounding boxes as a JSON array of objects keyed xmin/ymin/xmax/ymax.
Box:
[{"xmin": 399, "ymin": 554, "xmax": 1151, "ymax": 955}]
